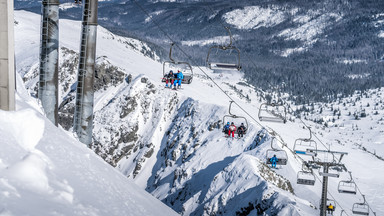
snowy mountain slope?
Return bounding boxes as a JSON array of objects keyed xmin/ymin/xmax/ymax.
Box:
[
  {"xmin": 0, "ymin": 81, "xmax": 179, "ymax": 215},
  {"xmin": 13, "ymin": 10, "xmax": 384, "ymax": 216},
  {"xmin": 222, "ymin": 5, "xmax": 343, "ymax": 57}
]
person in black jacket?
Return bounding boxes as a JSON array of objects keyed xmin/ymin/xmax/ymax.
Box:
[
  {"xmin": 165, "ymin": 70, "xmax": 174, "ymax": 88},
  {"xmin": 237, "ymin": 123, "xmax": 247, "ymax": 138}
]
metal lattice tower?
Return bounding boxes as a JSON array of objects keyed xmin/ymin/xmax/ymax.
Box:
[
  {"xmin": 0, "ymin": 0, "xmax": 16, "ymax": 111},
  {"xmin": 39, "ymin": 0, "xmax": 59, "ymax": 126},
  {"xmin": 73, "ymin": 0, "xmax": 98, "ymax": 146},
  {"xmin": 308, "ymin": 150, "xmax": 348, "ymax": 216}
]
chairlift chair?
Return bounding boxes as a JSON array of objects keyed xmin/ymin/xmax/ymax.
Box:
[
  {"xmin": 162, "ymin": 43, "xmax": 193, "ymax": 84},
  {"xmin": 319, "ymin": 166, "xmax": 340, "ymax": 178},
  {"xmin": 297, "ymin": 170, "xmax": 316, "ymax": 186},
  {"xmin": 206, "ymin": 27, "xmax": 241, "ymax": 71},
  {"xmin": 266, "ymin": 137, "xmax": 288, "ymax": 165},
  {"xmin": 258, "ymin": 103, "xmax": 287, "ymax": 123},
  {"xmin": 222, "ymin": 101, "xmax": 248, "ymax": 134},
  {"xmin": 338, "ymin": 172, "xmax": 357, "ymax": 194},
  {"xmin": 352, "ymin": 195, "xmax": 370, "ymax": 215},
  {"xmin": 293, "ymin": 127, "xmax": 317, "ymax": 156}
]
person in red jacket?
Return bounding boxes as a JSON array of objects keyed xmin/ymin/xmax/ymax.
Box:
[{"xmin": 228, "ymin": 122, "xmax": 236, "ymax": 138}]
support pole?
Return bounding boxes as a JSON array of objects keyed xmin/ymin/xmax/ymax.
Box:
[
  {"xmin": 320, "ymin": 164, "xmax": 329, "ymax": 216},
  {"xmin": 39, "ymin": 0, "xmax": 59, "ymax": 125},
  {"xmin": 73, "ymin": 0, "xmax": 98, "ymax": 146},
  {"xmin": 0, "ymin": 0, "xmax": 15, "ymax": 111}
]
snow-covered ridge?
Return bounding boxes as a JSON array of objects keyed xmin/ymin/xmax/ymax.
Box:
[
  {"xmin": 223, "ymin": 5, "xmax": 343, "ymax": 57},
  {"xmin": 145, "ymin": 10, "xmax": 166, "ymax": 23},
  {"xmin": 181, "ymin": 34, "xmax": 240, "ymax": 47},
  {"xmin": 223, "ymin": 6, "xmax": 289, "ymax": 30}
]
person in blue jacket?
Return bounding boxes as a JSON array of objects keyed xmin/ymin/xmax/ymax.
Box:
[
  {"xmin": 223, "ymin": 122, "xmax": 230, "ymax": 134},
  {"xmin": 177, "ymin": 70, "xmax": 184, "ymax": 89},
  {"xmin": 173, "ymin": 71, "xmax": 179, "ymax": 90},
  {"xmin": 270, "ymin": 155, "xmax": 278, "ymax": 168}
]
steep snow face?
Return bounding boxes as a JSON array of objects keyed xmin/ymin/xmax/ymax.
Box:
[
  {"xmin": 92, "ymin": 75, "xmax": 179, "ymax": 187},
  {"xmin": 0, "ymin": 87, "xmax": 178, "ymax": 216}
]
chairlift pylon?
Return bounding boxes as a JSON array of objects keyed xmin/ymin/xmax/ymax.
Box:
[
  {"xmin": 162, "ymin": 43, "xmax": 193, "ymax": 84},
  {"xmin": 222, "ymin": 101, "xmax": 248, "ymax": 133},
  {"xmin": 352, "ymin": 195, "xmax": 370, "ymax": 215},
  {"xmin": 297, "ymin": 164, "xmax": 316, "ymax": 186},
  {"xmin": 293, "ymin": 127, "xmax": 317, "ymax": 156},
  {"xmin": 338, "ymin": 171, "xmax": 357, "ymax": 194},
  {"xmin": 258, "ymin": 102, "xmax": 287, "ymax": 123},
  {"xmin": 266, "ymin": 137, "xmax": 288, "ymax": 165},
  {"xmin": 206, "ymin": 27, "xmax": 241, "ymax": 71}
]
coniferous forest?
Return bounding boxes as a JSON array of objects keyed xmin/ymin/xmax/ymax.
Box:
[{"xmin": 16, "ymin": 0, "xmax": 384, "ymax": 104}]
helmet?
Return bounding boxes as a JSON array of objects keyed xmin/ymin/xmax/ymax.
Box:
[
  {"xmin": 227, "ymin": 122, "xmax": 230, "ymax": 125},
  {"xmin": 170, "ymin": 70, "xmax": 173, "ymax": 73},
  {"xmin": 273, "ymin": 154, "xmax": 276, "ymax": 157},
  {"xmin": 241, "ymin": 123, "xmax": 244, "ymax": 126},
  {"xmin": 231, "ymin": 122, "xmax": 234, "ymax": 125}
]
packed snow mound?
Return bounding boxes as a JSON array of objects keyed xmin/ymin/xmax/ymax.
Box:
[{"xmin": 0, "ymin": 101, "xmax": 178, "ymax": 215}]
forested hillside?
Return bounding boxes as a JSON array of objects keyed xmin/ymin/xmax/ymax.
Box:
[{"xmin": 15, "ymin": 0, "xmax": 384, "ymax": 103}]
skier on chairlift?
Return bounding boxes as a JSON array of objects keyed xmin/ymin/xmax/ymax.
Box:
[
  {"xmin": 326, "ymin": 203, "xmax": 335, "ymax": 214},
  {"xmin": 237, "ymin": 123, "xmax": 246, "ymax": 138},
  {"xmin": 223, "ymin": 122, "xmax": 230, "ymax": 134},
  {"xmin": 173, "ymin": 70, "xmax": 179, "ymax": 90},
  {"xmin": 228, "ymin": 122, "xmax": 236, "ymax": 138},
  {"xmin": 270, "ymin": 154, "xmax": 278, "ymax": 168},
  {"xmin": 165, "ymin": 70, "xmax": 174, "ymax": 88},
  {"xmin": 177, "ymin": 70, "xmax": 184, "ymax": 89}
]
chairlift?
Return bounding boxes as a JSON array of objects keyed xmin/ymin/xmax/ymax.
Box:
[
  {"xmin": 352, "ymin": 195, "xmax": 370, "ymax": 215},
  {"xmin": 319, "ymin": 166, "xmax": 340, "ymax": 178},
  {"xmin": 222, "ymin": 101, "xmax": 248, "ymax": 134},
  {"xmin": 297, "ymin": 170, "xmax": 316, "ymax": 186},
  {"xmin": 293, "ymin": 127, "xmax": 317, "ymax": 156},
  {"xmin": 266, "ymin": 137, "xmax": 288, "ymax": 165},
  {"xmin": 338, "ymin": 171, "xmax": 357, "ymax": 194},
  {"xmin": 258, "ymin": 103, "xmax": 287, "ymax": 123},
  {"xmin": 297, "ymin": 164, "xmax": 316, "ymax": 186},
  {"xmin": 162, "ymin": 43, "xmax": 193, "ymax": 84},
  {"xmin": 206, "ymin": 27, "xmax": 241, "ymax": 71}
]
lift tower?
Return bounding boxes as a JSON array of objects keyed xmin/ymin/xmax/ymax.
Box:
[
  {"xmin": 39, "ymin": 0, "xmax": 60, "ymax": 126},
  {"xmin": 308, "ymin": 150, "xmax": 348, "ymax": 216},
  {"xmin": 73, "ymin": 0, "xmax": 98, "ymax": 146},
  {"xmin": 0, "ymin": 0, "xmax": 15, "ymax": 111}
]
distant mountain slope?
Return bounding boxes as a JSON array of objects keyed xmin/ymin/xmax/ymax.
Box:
[{"xmin": 15, "ymin": 0, "xmax": 384, "ymax": 103}]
